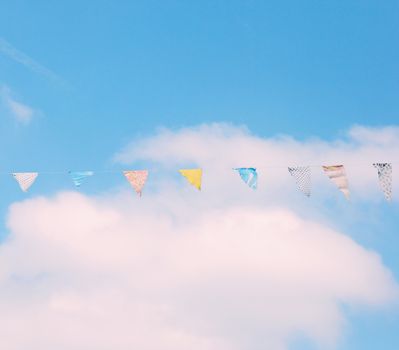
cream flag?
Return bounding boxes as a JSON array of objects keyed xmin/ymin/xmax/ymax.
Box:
[
  {"xmin": 123, "ymin": 170, "xmax": 149, "ymax": 196},
  {"xmin": 12, "ymin": 172, "xmax": 38, "ymax": 192},
  {"xmin": 179, "ymin": 169, "xmax": 202, "ymax": 190},
  {"xmin": 322, "ymin": 165, "xmax": 350, "ymax": 199}
]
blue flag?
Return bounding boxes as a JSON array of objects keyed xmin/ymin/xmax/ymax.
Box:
[
  {"xmin": 69, "ymin": 171, "xmax": 94, "ymax": 187},
  {"xmin": 234, "ymin": 168, "xmax": 257, "ymax": 189}
]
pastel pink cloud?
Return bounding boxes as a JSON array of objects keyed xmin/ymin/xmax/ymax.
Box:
[
  {"xmin": 0, "ymin": 124, "xmax": 398, "ymax": 349},
  {"xmin": 0, "ymin": 189, "xmax": 396, "ymax": 350}
]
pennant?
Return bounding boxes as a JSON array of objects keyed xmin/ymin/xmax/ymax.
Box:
[
  {"xmin": 69, "ymin": 171, "xmax": 94, "ymax": 187},
  {"xmin": 373, "ymin": 163, "xmax": 392, "ymax": 201},
  {"xmin": 234, "ymin": 168, "xmax": 257, "ymax": 189},
  {"xmin": 288, "ymin": 166, "xmax": 311, "ymax": 197},
  {"xmin": 178, "ymin": 169, "xmax": 202, "ymax": 190},
  {"xmin": 123, "ymin": 170, "xmax": 149, "ymax": 196},
  {"xmin": 12, "ymin": 172, "xmax": 38, "ymax": 192},
  {"xmin": 322, "ymin": 165, "xmax": 350, "ymax": 199}
]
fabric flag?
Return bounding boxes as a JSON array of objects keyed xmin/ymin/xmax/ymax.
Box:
[
  {"xmin": 178, "ymin": 169, "xmax": 202, "ymax": 190},
  {"xmin": 234, "ymin": 168, "xmax": 257, "ymax": 189},
  {"xmin": 69, "ymin": 171, "xmax": 94, "ymax": 187},
  {"xmin": 123, "ymin": 170, "xmax": 149, "ymax": 196},
  {"xmin": 12, "ymin": 172, "xmax": 38, "ymax": 192},
  {"xmin": 373, "ymin": 163, "xmax": 392, "ymax": 201},
  {"xmin": 322, "ymin": 165, "xmax": 350, "ymax": 199},
  {"xmin": 288, "ymin": 166, "xmax": 311, "ymax": 197}
]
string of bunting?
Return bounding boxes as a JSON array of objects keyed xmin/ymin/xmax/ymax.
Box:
[{"xmin": 4, "ymin": 163, "xmax": 394, "ymax": 201}]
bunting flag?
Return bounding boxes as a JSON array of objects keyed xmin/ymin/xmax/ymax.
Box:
[
  {"xmin": 288, "ymin": 166, "xmax": 311, "ymax": 197},
  {"xmin": 1, "ymin": 163, "xmax": 397, "ymax": 201},
  {"xmin": 234, "ymin": 168, "xmax": 257, "ymax": 189},
  {"xmin": 69, "ymin": 171, "xmax": 94, "ymax": 187},
  {"xmin": 373, "ymin": 163, "xmax": 392, "ymax": 201},
  {"xmin": 178, "ymin": 168, "xmax": 202, "ymax": 190},
  {"xmin": 12, "ymin": 172, "xmax": 38, "ymax": 192},
  {"xmin": 123, "ymin": 170, "xmax": 149, "ymax": 196},
  {"xmin": 322, "ymin": 165, "xmax": 350, "ymax": 199}
]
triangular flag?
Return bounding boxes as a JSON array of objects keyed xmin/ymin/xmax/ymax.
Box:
[
  {"xmin": 178, "ymin": 169, "xmax": 202, "ymax": 190},
  {"xmin": 322, "ymin": 165, "xmax": 350, "ymax": 199},
  {"xmin": 288, "ymin": 166, "xmax": 311, "ymax": 197},
  {"xmin": 373, "ymin": 163, "xmax": 392, "ymax": 201},
  {"xmin": 12, "ymin": 172, "xmax": 38, "ymax": 192},
  {"xmin": 234, "ymin": 168, "xmax": 257, "ymax": 189},
  {"xmin": 69, "ymin": 171, "xmax": 94, "ymax": 187},
  {"xmin": 123, "ymin": 170, "xmax": 149, "ymax": 196}
]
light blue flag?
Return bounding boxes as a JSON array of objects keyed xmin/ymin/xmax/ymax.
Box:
[
  {"xmin": 69, "ymin": 171, "xmax": 94, "ymax": 187},
  {"xmin": 234, "ymin": 168, "xmax": 258, "ymax": 189}
]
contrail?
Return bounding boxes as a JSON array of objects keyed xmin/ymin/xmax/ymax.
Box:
[{"xmin": 0, "ymin": 37, "xmax": 65, "ymax": 85}]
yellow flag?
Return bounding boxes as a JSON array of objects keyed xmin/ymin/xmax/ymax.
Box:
[{"xmin": 179, "ymin": 169, "xmax": 202, "ymax": 190}]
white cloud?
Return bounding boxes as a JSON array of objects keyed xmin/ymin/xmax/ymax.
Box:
[
  {"xmin": 115, "ymin": 123, "xmax": 399, "ymax": 202},
  {"xmin": 0, "ymin": 124, "xmax": 398, "ymax": 349},
  {"xmin": 0, "ymin": 37, "xmax": 63, "ymax": 85},
  {"xmin": 0, "ymin": 85, "xmax": 36, "ymax": 125}
]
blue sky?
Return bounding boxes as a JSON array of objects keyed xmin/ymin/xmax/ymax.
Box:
[{"xmin": 0, "ymin": 1, "xmax": 398, "ymax": 349}]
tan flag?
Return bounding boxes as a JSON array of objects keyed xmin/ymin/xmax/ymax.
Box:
[
  {"xmin": 123, "ymin": 170, "xmax": 149, "ymax": 196},
  {"xmin": 322, "ymin": 165, "xmax": 350, "ymax": 199}
]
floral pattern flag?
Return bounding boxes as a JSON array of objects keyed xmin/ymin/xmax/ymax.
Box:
[{"xmin": 123, "ymin": 170, "xmax": 149, "ymax": 196}]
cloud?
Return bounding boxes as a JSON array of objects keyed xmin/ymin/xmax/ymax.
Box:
[
  {"xmin": 0, "ymin": 37, "xmax": 63, "ymax": 84},
  {"xmin": 0, "ymin": 191, "xmax": 397, "ymax": 350},
  {"xmin": 0, "ymin": 124, "xmax": 398, "ymax": 349},
  {"xmin": 115, "ymin": 123, "xmax": 399, "ymax": 202},
  {"xmin": 0, "ymin": 85, "xmax": 36, "ymax": 125}
]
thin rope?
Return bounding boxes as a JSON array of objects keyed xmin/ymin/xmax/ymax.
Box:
[{"xmin": 0, "ymin": 161, "xmax": 398, "ymax": 175}]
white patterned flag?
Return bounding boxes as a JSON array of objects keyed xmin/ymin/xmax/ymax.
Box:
[
  {"xmin": 373, "ymin": 163, "xmax": 392, "ymax": 201},
  {"xmin": 288, "ymin": 166, "xmax": 311, "ymax": 197},
  {"xmin": 69, "ymin": 171, "xmax": 94, "ymax": 187},
  {"xmin": 123, "ymin": 170, "xmax": 149, "ymax": 196},
  {"xmin": 12, "ymin": 172, "xmax": 38, "ymax": 192},
  {"xmin": 322, "ymin": 165, "xmax": 350, "ymax": 199}
]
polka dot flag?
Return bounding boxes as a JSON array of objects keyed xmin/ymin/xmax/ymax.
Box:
[{"xmin": 373, "ymin": 163, "xmax": 392, "ymax": 201}]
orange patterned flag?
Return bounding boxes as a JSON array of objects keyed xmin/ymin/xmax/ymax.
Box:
[
  {"xmin": 123, "ymin": 170, "xmax": 149, "ymax": 196},
  {"xmin": 12, "ymin": 172, "xmax": 39, "ymax": 192}
]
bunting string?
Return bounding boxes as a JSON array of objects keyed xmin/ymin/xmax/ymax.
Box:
[
  {"xmin": 2, "ymin": 161, "xmax": 399, "ymax": 174},
  {"xmin": 0, "ymin": 163, "xmax": 396, "ymax": 201}
]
